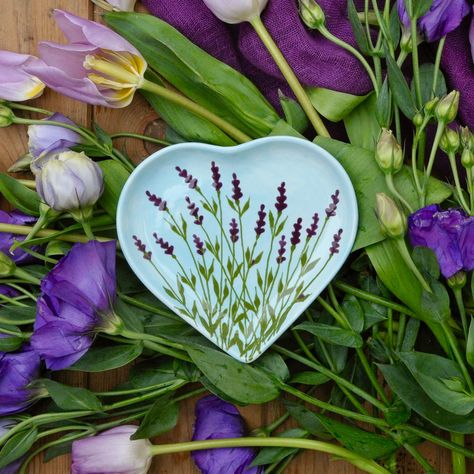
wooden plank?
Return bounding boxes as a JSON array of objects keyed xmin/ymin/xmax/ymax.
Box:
[{"xmin": 0, "ymin": 1, "xmax": 469, "ymax": 473}]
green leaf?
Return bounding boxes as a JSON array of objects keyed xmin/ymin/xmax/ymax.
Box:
[
  {"xmin": 467, "ymin": 317, "xmax": 474, "ymax": 368},
  {"xmin": 412, "ymin": 246, "xmax": 440, "ymax": 279},
  {"xmin": 44, "ymin": 442, "xmax": 73, "ymax": 462},
  {"xmin": 400, "ymin": 318, "xmax": 421, "ymax": 352},
  {"xmin": 0, "ymin": 305, "xmax": 36, "ymax": 325},
  {"xmin": 290, "ymin": 371, "xmax": 330, "ymax": 385},
  {"xmin": 307, "ymin": 87, "xmax": 369, "ymax": 122},
  {"xmin": 284, "ymin": 400, "xmax": 329, "ymax": 437},
  {"xmin": 347, "ymin": 0, "xmax": 370, "ymax": 55},
  {"xmin": 314, "ymin": 137, "xmax": 451, "ymax": 250},
  {"xmin": 341, "ymin": 295, "xmax": 364, "ymax": 332},
  {"xmin": 98, "ymin": 160, "xmax": 130, "ymax": 218},
  {"xmin": 132, "ymin": 397, "xmax": 179, "ymax": 439},
  {"xmin": 254, "ymin": 352, "xmax": 290, "ymax": 382},
  {"xmin": 413, "ymin": 0, "xmax": 434, "ymax": 18},
  {"xmin": 399, "ymin": 351, "xmax": 474, "ymax": 415},
  {"xmin": 379, "ymin": 362, "xmax": 474, "ymax": 433},
  {"xmin": 251, "ymin": 428, "xmax": 308, "ymax": 467},
  {"xmin": 386, "ymin": 51, "xmax": 418, "ymax": 119},
  {"xmin": 40, "ymin": 379, "xmax": 102, "ymax": 411},
  {"xmin": 69, "ymin": 344, "xmax": 143, "ymax": 372},
  {"xmin": 0, "ymin": 334, "xmax": 23, "ymax": 352},
  {"xmin": 0, "ymin": 428, "xmax": 38, "ymax": 469},
  {"xmin": 279, "ymin": 91, "xmax": 309, "ymax": 133},
  {"xmin": 294, "ymin": 321, "xmax": 363, "ymax": 348},
  {"xmin": 389, "ymin": 4, "xmax": 401, "ymax": 49},
  {"xmin": 414, "ymin": 63, "xmax": 447, "ymax": 105},
  {"xmin": 45, "ymin": 240, "xmax": 71, "ymax": 259},
  {"xmin": 268, "ymin": 119, "xmax": 305, "ymax": 139},
  {"xmin": 187, "ymin": 345, "xmax": 280, "ymax": 404},
  {"xmin": 375, "ymin": 79, "xmax": 392, "ymax": 128},
  {"xmin": 420, "ymin": 280, "xmax": 451, "ymax": 323},
  {"xmin": 0, "ymin": 174, "xmax": 40, "ymax": 216},
  {"xmin": 105, "ymin": 13, "xmax": 280, "ymax": 139}
]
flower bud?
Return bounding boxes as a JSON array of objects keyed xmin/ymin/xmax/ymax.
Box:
[
  {"xmin": 0, "ymin": 105, "xmax": 14, "ymax": 128},
  {"xmin": 375, "ymin": 129, "xmax": 403, "ymax": 174},
  {"xmin": 439, "ymin": 128, "xmax": 460, "ymax": 154},
  {"xmin": 461, "ymin": 148, "xmax": 474, "ymax": 169},
  {"xmin": 375, "ymin": 193, "xmax": 407, "ymax": 239},
  {"xmin": 447, "ymin": 271, "xmax": 467, "ymax": 289},
  {"xmin": 0, "ymin": 251, "xmax": 16, "ymax": 277},
  {"xmin": 412, "ymin": 112, "xmax": 423, "ymax": 128},
  {"xmin": 435, "ymin": 91, "xmax": 460, "ymax": 124},
  {"xmin": 35, "ymin": 151, "xmax": 103, "ymax": 214},
  {"xmin": 202, "ymin": 0, "xmax": 269, "ymax": 24},
  {"xmin": 298, "ymin": 0, "xmax": 325, "ymax": 29},
  {"xmin": 71, "ymin": 425, "xmax": 153, "ymax": 474},
  {"xmin": 424, "ymin": 97, "xmax": 439, "ymax": 115},
  {"xmin": 460, "ymin": 127, "xmax": 474, "ymax": 149},
  {"xmin": 8, "ymin": 153, "xmax": 33, "ymax": 173},
  {"xmin": 400, "ymin": 29, "xmax": 412, "ymax": 53},
  {"xmin": 91, "ymin": 0, "xmax": 136, "ymax": 11}
]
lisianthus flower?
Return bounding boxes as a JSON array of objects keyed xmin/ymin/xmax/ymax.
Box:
[
  {"xmin": 0, "ymin": 419, "xmax": 26, "ymax": 473},
  {"xmin": 192, "ymin": 395, "xmax": 263, "ymax": 474},
  {"xmin": 0, "ymin": 284, "xmax": 19, "ymax": 299},
  {"xmin": 31, "ymin": 240, "xmax": 118, "ymax": 370},
  {"xmin": 71, "ymin": 425, "xmax": 153, "ymax": 474},
  {"xmin": 408, "ymin": 205, "xmax": 474, "ymax": 278},
  {"xmin": 28, "ymin": 113, "xmax": 81, "ymax": 161},
  {"xmin": 0, "ymin": 51, "xmax": 45, "ymax": 101},
  {"xmin": 26, "ymin": 10, "xmax": 147, "ymax": 108},
  {"xmin": 0, "ymin": 209, "xmax": 39, "ymax": 265},
  {"xmin": 0, "ymin": 344, "xmax": 42, "ymax": 415},
  {"xmin": 397, "ymin": 0, "xmax": 471, "ymax": 42}
]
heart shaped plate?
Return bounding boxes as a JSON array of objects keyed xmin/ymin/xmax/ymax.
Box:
[{"xmin": 117, "ymin": 136, "xmax": 358, "ymax": 362}]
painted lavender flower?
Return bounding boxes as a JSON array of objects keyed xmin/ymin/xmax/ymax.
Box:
[{"xmin": 135, "ymin": 161, "xmax": 344, "ymax": 360}]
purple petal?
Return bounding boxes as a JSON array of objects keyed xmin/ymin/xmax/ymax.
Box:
[
  {"xmin": 397, "ymin": 0, "xmax": 410, "ymax": 29},
  {"xmin": 0, "ymin": 285, "xmax": 19, "ymax": 299},
  {"xmin": 459, "ymin": 217, "xmax": 474, "ymax": 272}
]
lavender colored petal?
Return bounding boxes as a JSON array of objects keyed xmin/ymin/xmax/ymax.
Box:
[
  {"xmin": 31, "ymin": 320, "xmax": 94, "ymax": 371},
  {"xmin": 0, "ymin": 285, "xmax": 19, "ymax": 299},
  {"xmin": 41, "ymin": 241, "xmax": 116, "ymax": 312},
  {"xmin": 397, "ymin": 0, "xmax": 410, "ymax": 29},
  {"xmin": 459, "ymin": 217, "xmax": 474, "ymax": 272}
]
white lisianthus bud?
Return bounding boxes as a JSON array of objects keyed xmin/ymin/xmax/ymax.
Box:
[
  {"xmin": 0, "ymin": 105, "xmax": 14, "ymax": 128},
  {"xmin": 375, "ymin": 193, "xmax": 407, "ymax": 239},
  {"xmin": 298, "ymin": 0, "xmax": 325, "ymax": 29},
  {"xmin": 439, "ymin": 128, "xmax": 460, "ymax": 154},
  {"xmin": 435, "ymin": 91, "xmax": 460, "ymax": 124},
  {"xmin": 35, "ymin": 151, "xmax": 104, "ymax": 215},
  {"xmin": 202, "ymin": 0, "xmax": 269, "ymax": 24},
  {"xmin": 375, "ymin": 128, "xmax": 404, "ymax": 174},
  {"xmin": 71, "ymin": 425, "xmax": 153, "ymax": 474}
]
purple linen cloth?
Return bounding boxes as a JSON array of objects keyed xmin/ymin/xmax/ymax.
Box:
[{"xmin": 142, "ymin": 0, "xmax": 474, "ymax": 129}]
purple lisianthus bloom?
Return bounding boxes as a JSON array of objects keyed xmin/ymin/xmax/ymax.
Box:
[
  {"xmin": 192, "ymin": 395, "xmax": 262, "ymax": 474},
  {"xmin": 0, "ymin": 209, "xmax": 38, "ymax": 265},
  {"xmin": 0, "ymin": 419, "xmax": 26, "ymax": 474},
  {"xmin": 0, "ymin": 345, "xmax": 41, "ymax": 415},
  {"xmin": 408, "ymin": 205, "xmax": 474, "ymax": 278},
  {"xmin": 28, "ymin": 113, "xmax": 81, "ymax": 162},
  {"xmin": 25, "ymin": 10, "xmax": 147, "ymax": 108},
  {"xmin": 71, "ymin": 425, "xmax": 152, "ymax": 474},
  {"xmin": 31, "ymin": 240, "xmax": 118, "ymax": 370},
  {"xmin": 0, "ymin": 51, "xmax": 45, "ymax": 101},
  {"xmin": 397, "ymin": 0, "xmax": 471, "ymax": 42},
  {"xmin": 0, "ymin": 285, "xmax": 19, "ymax": 299}
]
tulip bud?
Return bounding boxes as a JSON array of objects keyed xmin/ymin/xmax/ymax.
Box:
[
  {"xmin": 439, "ymin": 128, "xmax": 460, "ymax": 154},
  {"xmin": 35, "ymin": 151, "xmax": 103, "ymax": 218},
  {"xmin": 202, "ymin": 0, "xmax": 269, "ymax": 24},
  {"xmin": 0, "ymin": 105, "xmax": 14, "ymax": 128},
  {"xmin": 435, "ymin": 91, "xmax": 460, "ymax": 124},
  {"xmin": 0, "ymin": 251, "xmax": 16, "ymax": 277},
  {"xmin": 298, "ymin": 0, "xmax": 325, "ymax": 29},
  {"xmin": 72, "ymin": 425, "xmax": 153, "ymax": 474},
  {"xmin": 375, "ymin": 193, "xmax": 407, "ymax": 239},
  {"xmin": 424, "ymin": 97, "xmax": 439, "ymax": 115},
  {"xmin": 375, "ymin": 129, "xmax": 404, "ymax": 174}
]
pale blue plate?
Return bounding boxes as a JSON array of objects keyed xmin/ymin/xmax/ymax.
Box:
[{"xmin": 117, "ymin": 136, "xmax": 358, "ymax": 362}]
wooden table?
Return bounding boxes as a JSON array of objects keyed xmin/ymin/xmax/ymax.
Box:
[{"xmin": 0, "ymin": 1, "xmax": 460, "ymax": 472}]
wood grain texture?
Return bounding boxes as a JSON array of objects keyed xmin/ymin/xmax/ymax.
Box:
[{"xmin": 0, "ymin": 2, "xmax": 468, "ymax": 473}]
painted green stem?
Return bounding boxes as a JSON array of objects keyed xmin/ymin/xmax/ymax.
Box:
[
  {"xmin": 250, "ymin": 16, "xmax": 329, "ymax": 137},
  {"xmin": 140, "ymin": 79, "xmax": 251, "ymax": 144}
]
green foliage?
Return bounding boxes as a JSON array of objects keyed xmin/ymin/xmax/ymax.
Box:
[{"xmin": 0, "ymin": 174, "xmax": 40, "ymax": 216}]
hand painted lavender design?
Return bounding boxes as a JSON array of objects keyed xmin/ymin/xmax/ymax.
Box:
[{"xmin": 134, "ymin": 162, "xmax": 343, "ymax": 360}]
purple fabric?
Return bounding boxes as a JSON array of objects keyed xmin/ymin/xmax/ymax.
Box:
[
  {"xmin": 142, "ymin": 0, "xmax": 474, "ymax": 129},
  {"xmin": 192, "ymin": 395, "xmax": 262, "ymax": 474}
]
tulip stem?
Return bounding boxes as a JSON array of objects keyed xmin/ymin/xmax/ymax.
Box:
[
  {"xmin": 149, "ymin": 438, "xmax": 390, "ymax": 474},
  {"xmin": 249, "ymin": 16, "xmax": 330, "ymax": 137},
  {"xmin": 6, "ymin": 102, "xmax": 53, "ymax": 116},
  {"xmin": 140, "ymin": 80, "xmax": 251, "ymax": 144}
]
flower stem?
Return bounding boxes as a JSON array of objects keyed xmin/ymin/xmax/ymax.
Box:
[
  {"xmin": 140, "ymin": 79, "xmax": 251, "ymax": 143},
  {"xmin": 385, "ymin": 173, "xmax": 414, "ymax": 213},
  {"xmin": 432, "ymin": 36, "xmax": 446, "ymax": 98},
  {"xmin": 421, "ymin": 121, "xmax": 445, "ymax": 205},
  {"xmin": 81, "ymin": 220, "xmax": 95, "ymax": 241},
  {"xmin": 451, "ymin": 433, "xmax": 467, "ymax": 474},
  {"xmin": 250, "ymin": 16, "xmax": 329, "ymax": 137},
  {"xmin": 6, "ymin": 102, "xmax": 53, "ymax": 116},
  {"xmin": 13, "ymin": 267, "xmax": 41, "ymax": 285},
  {"xmin": 110, "ymin": 132, "xmax": 171, "ymax": 147},
  {"xmin": 403, "ymin": 442, "xmax": 436, "ymax": 473},
  {"xmin": 149, "ymin": 438, "xmax": 390, "ymax": 474},
  {"xmin": 409, "ymin": 12, "xmax": 422, "ymax": 108},
  {"xmin": 453, "ymin": 285, "xmax": 468, "ymax": 339},
  {"xmin": 447, "ymin": 151, "xmax": 471, "ymax": 212}
]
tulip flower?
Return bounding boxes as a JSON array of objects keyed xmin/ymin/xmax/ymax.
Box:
[
  {"xmin": 0, "ymin": 345, "xmax": 42, "ymax": 415},
  {"xmin": 397, "ymin": 0, "xmax": 470, "ymax": 42},
  {"xmin": 35, "ymin": 150, "xmax": 104, "ymax": 217},
  {"xmin": 71, "ymin": 425, "xmax": 152, "ymax": 474},
  {"xmin": 0, "ymin": 420, "xmax": 26, "ymax": 474},
  {"xmin": 0, "ymin": 51, "xmax": 45, "ymax": 101},
  {"xmin": 0, "ymin": 209, "xmax": 39, "ymax": 265},
  {"xmin": 26, "ymin": 10, "xmax": 147, "ymax": 108},
  {"xmin": 28, "ymin": 113, "xmax": 81, "ymax": 161},
  {"xmin": 408, "ymin": 205, "xmax": 474, "ymax": 279},
  {"xmin": 106, "ymin": 0, "xmax": 137, "ymax": 11},
  {"xmin": 202, "ymin": 0, "xmax": 268, "ymax": 24},
  {"xmin": 192, "ymin": 395, "xmax": 262, "ymax": 474},
  {"xmin": 31, "ymin": 240, "xmax": 118, "ymax": 370}
]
